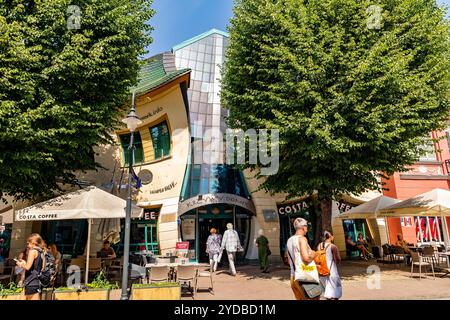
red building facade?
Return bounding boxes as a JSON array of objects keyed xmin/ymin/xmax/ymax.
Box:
[{"xmin": 382, "ymin": 129, "xmax": 450, "ymax": 245}]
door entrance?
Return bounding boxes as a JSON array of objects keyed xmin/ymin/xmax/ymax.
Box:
[
  {"xmin": 198, "ymin": 217, "xmax": 233, "ymax": 263},
  {"xmin": 179, "ymin": 204, "xmax": 252, "ymax": 263}
]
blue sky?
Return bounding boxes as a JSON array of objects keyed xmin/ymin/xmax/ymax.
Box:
[
  {"xmin": 145, "ymin": 0, "xmax": 233, "ymax": 57},
  {"xmin": 146, "ymin": 0, "xmax": 449, "ymax": 58}
]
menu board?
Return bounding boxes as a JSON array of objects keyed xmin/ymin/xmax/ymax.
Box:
[{"xmin": 182, "ymin": 218, "xmax": 195, "ymax": 240}]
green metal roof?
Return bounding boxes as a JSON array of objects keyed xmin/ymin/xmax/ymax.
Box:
[
  {"xmin": 132, "ymin": 53, "xmax": 190, "ymax": 96},
  {"xmin": 172, "ymin": 28, "xmax": 229, "ymax": 52}
]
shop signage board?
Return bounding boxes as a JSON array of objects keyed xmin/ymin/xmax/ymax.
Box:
[
  {"xmin": 176, "ymin": 242, "xmax": 189, "ymax": 251},
  {"xmin": 277, "ymin": 201, "xmax": 309, "ymax": 215},
  {"xmin": 179, "ymin": 193, "xmax": 256, "ymax": 215},
  {"xmin": 338, "ymin": 201, "xmax": 355, "ymax": 213}
]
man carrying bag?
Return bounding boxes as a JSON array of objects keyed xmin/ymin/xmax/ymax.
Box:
[{"xmin": 286, "ymin": 218, "xmax": 323, "ymax": 300}]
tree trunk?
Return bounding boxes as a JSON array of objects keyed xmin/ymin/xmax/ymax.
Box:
[{"xmin": 320, "ymin": 197, "xmax": 333, "ymax": 234}]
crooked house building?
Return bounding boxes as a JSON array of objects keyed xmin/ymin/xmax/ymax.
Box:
[{"xmin": 6, "ymin": 29, "xmax": 448, "ymax": 265}]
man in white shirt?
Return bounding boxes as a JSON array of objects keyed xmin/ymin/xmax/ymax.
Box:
[{"xmin": 220, "ymin": 223, "xmax": 242, "ymax": 276}]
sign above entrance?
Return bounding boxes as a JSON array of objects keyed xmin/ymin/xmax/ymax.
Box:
[
  {"xmin": 277, "ymin": 200, "xmax": 309, "ymax": 215},
  {"xmin": 179, "ymin": 193, "xmax": 256, "ymax": 215}
]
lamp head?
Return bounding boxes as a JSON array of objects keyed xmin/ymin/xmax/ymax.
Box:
[
  {"xmin": 122, "ymin": 92, "xmax": 142, "ymax": 132},
  {"xmin": 122, "ymin": 109, "xmax": 142, "ymax": 132}
]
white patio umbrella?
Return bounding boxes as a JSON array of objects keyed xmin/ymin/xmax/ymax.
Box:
[
  {"xmin": 15, "ymin": 186, "xmax": 143, "ymax": 285},
  {"xmin": 378, "ymin": 188, "xmax": 450, "ymax": 247},
  {"xmin": 339, "ymin": 195, "xmax": 400, "ymax": 219}
]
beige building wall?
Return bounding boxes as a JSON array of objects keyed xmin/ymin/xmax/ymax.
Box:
[{"xmin": 244, "ymin": 170, "xmax": 287, "ymax": 261}]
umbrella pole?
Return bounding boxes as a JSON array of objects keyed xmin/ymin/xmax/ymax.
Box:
[
  {"xmin": 85, "ymin": 218, "xmax": 92, "ymax": 286},
  {"xmin": 442, "ymin": 215, "xmax": 450, "ymax": 249}
]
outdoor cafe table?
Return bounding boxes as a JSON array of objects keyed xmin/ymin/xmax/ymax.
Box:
[{"xmin": 438, "ymin": 252, "xmax": 450, "ymax": 268}]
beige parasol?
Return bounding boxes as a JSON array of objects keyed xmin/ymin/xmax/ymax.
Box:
[
  {"xmin": 15, "ymin": 186, "xmax": 143, "ymax": 285},
  {"xmin": 378, "ymin": 188, "xmax": 450, "ymax": 247},
  {"xmin": 339, "ymin": 195, "xmax": 400, "ymax": 219}
]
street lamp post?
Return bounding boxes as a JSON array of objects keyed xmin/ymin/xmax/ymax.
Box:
[{"xmin": 120, "ymin": 91, "xmax": 142, "ymax": 300}]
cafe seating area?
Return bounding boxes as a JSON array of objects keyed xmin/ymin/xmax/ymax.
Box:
[{"xmin": 375, "ymin": 243, "xmax": 450, "ymax": 279}]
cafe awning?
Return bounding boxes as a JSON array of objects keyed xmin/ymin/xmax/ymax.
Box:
[
  {"xmin": 339, "ymin": 195, "xmax": 400, "ymax": 219},
  {"xmin": 15, "ymin": 186, "xmax": 143, "ymax": 285},
  {"xmin": 378, "ymin": 188, "xmax": 450, "ymax": 217},
  {"xmin": 378, "ymin": 188, "xmax": 450, "ymax": 247},
  {"xmin": 15, "ymin": 186, "xmax": 143, "ymax": 221}
]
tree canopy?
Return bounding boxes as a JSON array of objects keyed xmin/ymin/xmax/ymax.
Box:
[
  {"xmin": 221, "ymin": 0, "xmax": 450, "ymax": 232},
  {"xmin": 0, "ymin": 0, "xmax": 154, "ymax": 201}
]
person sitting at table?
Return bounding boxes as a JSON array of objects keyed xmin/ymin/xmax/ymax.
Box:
[
  {"xmin": 100, "ymin": 240, "xmax": 116, "ymax": 259},
  {"xmin": 357, "ymin": 233, "xmax": 373, "ymax": 260},
  {"xmin": 346, "ymin": 235, "xmax": 371, "ymax": 260},
  {"xmin": 396, "ymin": 233, "xmax": 413, "ymax": 254}
]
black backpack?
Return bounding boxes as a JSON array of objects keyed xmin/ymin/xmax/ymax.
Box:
[{"xmin": 37, "ymin": 249, "xmax": 57, "ymax": 288}]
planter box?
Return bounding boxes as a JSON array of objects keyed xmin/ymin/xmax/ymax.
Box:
[
  {"xmin": 53, "ymin": 288, "xmax": 110, "ymax": 300},
  {"xmin": 131, "ymin": 284, "xmax": 181, "ymax": 300},
  {"xmin": 0, "ymin": 293, "xmax": 22, "ymax": 300}
]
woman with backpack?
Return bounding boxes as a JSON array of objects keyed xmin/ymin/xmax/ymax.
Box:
[
  {"xmin": 317, "ymin": 231, "xmax": 342, "ymax": 300},
  {"xmin": 15, "ymin": 233, "xmax": 45, "ymax": 300}
]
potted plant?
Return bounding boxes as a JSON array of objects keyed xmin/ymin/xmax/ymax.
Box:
[
  {"xmin": 131, "ymin": 282, "xmax": 181, "ymax": 300},
  {"xmin": 0, "ymin": 282, "xmax": 23, "ymax": 300},
  {"xmin": 54, "ymin": 271, "xmax": 119, "ymax": 300}
]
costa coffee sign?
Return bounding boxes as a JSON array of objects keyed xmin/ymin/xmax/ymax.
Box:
[{"xmin": 277, "ymin": 201, "xmax": 309, "ymax": 215}]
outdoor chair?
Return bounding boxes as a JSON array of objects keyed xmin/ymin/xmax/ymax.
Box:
[
  {"xmin": 345, "ymin": 244, "xmax": 361, "ymax": 260},
  {"xmin": 106, "ymin": 258, "xmax": 123, "ymax": 281},
  {"xmin": 196, "ymin": 265, "xmax": 214, "ymax": 294},
  {"xmin": 176, "ymin": 265, "xmax": 198, "ymax": 298},
  {"xmin": 130, "ymin": 263, "xmax": 148, "ymax": 284},
  {"xmin": 149, "ymin": 265, "xmax": 169, "ymax": 283},
  {"xmin": 390, "ymin": 246, "xmax": 407, "ymax": 266},
  {"xmin": 422, "ymin": 246, "xmax": 438, "ymax": 266},
  {"xmin": 410, "ymin": 252, "xmax": 435, "ymax": 279},
  {"xmin": 87, "ymin": 258, "xmax": 103, "ymax": 280},
  {"xmin": 69, "ymin": 258, "xmax": 86, "ymax": 270},
  {"xmin": 381, "ymin": 244, "xmax": 395, "ymax": 264}
]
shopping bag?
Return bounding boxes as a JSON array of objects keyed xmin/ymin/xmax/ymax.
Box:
[{"xmin": 297, "ymin": 262, "xmax": 320, "ymax": 284}]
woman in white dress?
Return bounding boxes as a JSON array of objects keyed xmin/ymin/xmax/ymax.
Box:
[{"xmin": 317, "ymin": 231, "xmax": 342, "ymax": 300}]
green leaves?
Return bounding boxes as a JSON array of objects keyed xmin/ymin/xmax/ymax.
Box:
[
  {"xmin": 222, "ymin": 0, "xmax": 450, "ymax": 200},
  {"xmin": 0, "ymin": 0, "xmax": 154, "ymax": 201}
]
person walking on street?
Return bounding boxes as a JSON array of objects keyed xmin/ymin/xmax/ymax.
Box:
[
  {"xmin": 220, "ymin": 223, "xmax": 242, "ymax": 276},
  {"xmin": 317, "ymin": 231, "xmax": 342, "ymax": 300},
  {"xmin": 255, "ymin": 229, "xmax": 270, "ymax": 273},
  {"xmin": 206, "ymin": 228, "xmax": 222, "ymax": 272},
  {"xmin": 286, "ymin": 218, "xmax": 321, "ymax": 300},
  {"xmin": 15, "ymin": 233, "xmax": 45, "ymax": 300}
]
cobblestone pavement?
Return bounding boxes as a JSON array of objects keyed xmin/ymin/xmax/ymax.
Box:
[{"xmin": 186, "ymin": 259, "xmax": 450, "ymax": 300}]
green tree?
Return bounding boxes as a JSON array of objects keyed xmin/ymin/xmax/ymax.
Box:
[
  {"xmin": 222, "ymin": 0, "xmax": 450, "ymax": 238},
  {"xmin": 0, "ymin": 0, "xmax": 154, "ymax": 201}
]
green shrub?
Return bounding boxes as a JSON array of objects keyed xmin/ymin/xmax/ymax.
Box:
[{"xmin": 0, "ymin": 282, "xmax": 22, "ymax": 296}]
